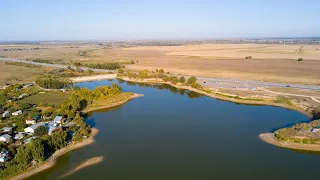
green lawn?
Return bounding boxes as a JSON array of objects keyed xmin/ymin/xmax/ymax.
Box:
[{"xmin": 19, "ymin": 91, "xmax": 70, "ymax": 105}]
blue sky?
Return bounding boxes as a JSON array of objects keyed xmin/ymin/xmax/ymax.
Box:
[{"xmin": 1, "ymin": 0, "xmax": 319, "ymax": 40}]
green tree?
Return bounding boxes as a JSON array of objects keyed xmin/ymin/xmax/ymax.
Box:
[
  {"xmin": 179, "ymin": 76, "xmax": 185, "ymax": 83},
  {"xmin": 34, "ymin": 126, "xmax": 48, "ymax": 136},
  {"xmin": 187, "ymin": 76, "xmax": 197, "ymax": 85}
]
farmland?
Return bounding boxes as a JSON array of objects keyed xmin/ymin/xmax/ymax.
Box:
[{"xmin": 1, "ymin": 43, "xmax": 320, "ymax": 85}]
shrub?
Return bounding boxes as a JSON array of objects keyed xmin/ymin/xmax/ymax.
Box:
[
  {"xmin": 245, "ymin": 56, "xmax": 252, "ymax": 59},
  {"xmin": 179, "ymin": 76, "xmax": 185, "ymax": 83},
  {"xmin": 297, "ymin": 58, "xmax": 303, "ymax": 61},
  {"xmin": 130, "ymin": 60, "xmax": 135, "ymax": 64},
  {"xmin": 187, "ymin": 76, "xmax": 197, "ymax": 85}
]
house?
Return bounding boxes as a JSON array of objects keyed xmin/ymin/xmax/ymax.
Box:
[
  {"xmin": 25, "ymin": 119, "xmax": 36, "ymax": 125},
  {"xmin": 12, "ymin": 110, "xmax": 23, "ymax": 116},
  {"xmin": 24, "ymin": 122, "xmax": 46, "ymax": 134},
  {"xmin": 14, "ymin": 132, "xmax": 25, "ymax": 140},
  {"xmin": 0, "ymin": 134, "xmax": 12, "ymax": 143},
  {"xmin": 47, "ymin": 121, "xmax": 60, "ymax": 135},
  {"xmin": 23, "ymin": 84, "xmax": 33, "ymax": 88},
  {"xmin": 1, "ymin": 149, "xmax": 8, "ymax": 155},
  {"xmin": 2, "ymin": 111, "xmax": 10, "ymax": 118},
  {"xmin": 2, "ymin": 127, "xmax": 12, "ymax": 133},
  {"xmin": 24, "ymin": 136, "xmax": 39, "ymax": 144},
  {"xmin": 53, "ymin": 116, "xmax": 63, "ymax": 124},
  {"xmin": 0, "ymin": 154, "xmax": 8, "ymax": 162},
  {"xmin": 18, "ymin": 93, "xmax": 27, "ymax": 99}
]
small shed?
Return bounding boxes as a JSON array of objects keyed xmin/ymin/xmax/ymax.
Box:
[
  {"xmin": 2, "ymin": 127, "xmax": 12, "ymax": 133},
  {"xmin": 25, "ymin": 119, "xmax": 36, "ymax": 125},
  {"xmin": 14, "ymin": 132, "xmax": 25, "ymax": 140},
  {"xmin": 2, "ymin": 111, "xmax": 10, "ymax": 118},
  {"xmin": 18, "ymin": 93, "xmax": 27, "ymax": 99}
]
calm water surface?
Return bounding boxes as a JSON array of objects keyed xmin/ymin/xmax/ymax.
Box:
[{"xmin": 28, "ymin": 79, "xmax": 316, "ymax": 180}]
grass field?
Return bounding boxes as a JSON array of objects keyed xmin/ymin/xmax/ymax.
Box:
[
  {"xmin": 1, "ymin": 43, "xmax": 320, "ymax": 85},
  {"xmin": 19, "ymin": 91, "xmax": 70, "ymax": 105}
]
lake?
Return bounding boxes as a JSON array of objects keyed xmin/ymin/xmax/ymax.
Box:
[{"xmin": 27, "ymin": 79, "xmax": 317, "ymax": 180}]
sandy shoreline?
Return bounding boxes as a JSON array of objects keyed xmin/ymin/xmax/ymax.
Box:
[
  {"xmin": 59, "ymin": 156, "xmax": 104, "ymax": 178},
  {"xmin": 259, "ymin": 133, "xmax": 320, "ymax": 152},
  {"xmin": 82, "ymin": 93, "xmax": 144, "ymax": 114},
  {"xmin": 8, "ymin": 128, "xmax": 99, "ymax": 180},
  {"xmin": 71, "ymin": 74, "xmax": 117, "ymax": 82}
]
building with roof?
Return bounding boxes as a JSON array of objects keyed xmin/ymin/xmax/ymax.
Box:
[
  {"xmin": 0, "ymin": 134, "xmax": 12, "ymax": 143},
  {"xmin": 2, "ymin": 127, "xmax": 12, "ymax": 133},
  {"xmin": 18, "ymin": 93, "xmax": 27, "ymax": 99},
  {"xmin": 14, "ymin": 132, "xmax": 25, "ymax": 140},
  {"xmin": 25, "ymin": 119, "xmax": 36, "ymax": 125},
  {"xmin": 12, "ymin": 110, "xmax": 23, "ymax": 116},
  {"xmin": 24, "ymin": 122, "xmax": 46, "ymax": 134},
  {"xmin": 0, "ymin": 154, "xmax": 8, "ymax": 162},
  {"xmin": 53, "ymin": 116, "xmax": 63, "ymax": 124},
  {"xmin": 2, "ymin": 111, "xmax": 10, "ymax": 118}
]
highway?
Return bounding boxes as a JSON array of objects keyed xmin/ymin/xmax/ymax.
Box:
[{"xmin": 1, "ymin": 57, "xmax": 320, "ymax": 90}]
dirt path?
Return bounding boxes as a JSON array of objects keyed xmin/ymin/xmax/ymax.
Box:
[
  {"xmin": 259, "ymin": 133, "xmax": 320, "ymax": 152},
  {"xmin": 9, "ymin": 128, "xmax": 99, "ymax": 180},
  {"xmin": 260, "ymin": 88, "xmax": 320, "ymax": 104}
]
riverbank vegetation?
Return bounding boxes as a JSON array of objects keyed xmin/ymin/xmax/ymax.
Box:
[
  {"xmin": 0, "ymin": 81, "xmax": 134, "ymax": 179},
  {"xmin": 274, "ymin": 119, "xmax": 320, "ymax": 144}
]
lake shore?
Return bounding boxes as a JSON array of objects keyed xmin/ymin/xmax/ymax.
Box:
[
  {"xmin": 8, "ymin": 128, "xmax": 99, "ymax": 180},
  {"xmin": 71, "ymin": 74, "xmax": 117, "ymax": 82},
  {"xmin": 259, "ymin": 133, "xmax": 320, "ymax": 152},
  {"xmin": 117, "ymin": 77, "xmax": 312, "ymax": 118},
  {"xmin": 82, "ymin": 93, "xmax": 144, "ymax": 114}
]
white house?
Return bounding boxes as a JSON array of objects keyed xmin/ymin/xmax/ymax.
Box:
[
  {"xmin": 24, "ymin": 122, "xmax": 46, "ymax": 134},
  {"xmin": 0, "ymin": 134, "xmax": 12, "ymax": 143},
  {"xmin": 12, "ymin": 110, "xmax": 23, "ymax": 116},
  {"xmin": 25, "ymin": 119, "xmax": 36, "ymax": 125},
  {"xmin": 2, "ymin": 127, "xmax": 12, "ymax": 133},
  {"xmin": 14, "ymin": 132, "xmax": 25, "ymax": 140},
  {"xmin": 2, "ymin": 111, "xmax": 10, "ymax": 118},
  {"xmin": 53, "ymin": 116, "xmax": 63, "ymax": 124},
  {"xmin": 18, "ymin": 93, "xmax": 27, "ymax": 99}
]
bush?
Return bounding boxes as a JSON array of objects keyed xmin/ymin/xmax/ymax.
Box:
[
  {"xmin": 297, "ymin": 58, "xmax": 303, "ymax": 61},
  {"xmin": 245, "ymin": 56, "xmax": 252, "ymax": 59},
  {"xmin": 163, "ymin": 76, "xmax": 169, "ymax": 82},
  {"xmin": 169, "ymin": 76, "xmax": 179, "ymax": 84},
  {"xmin": 191, "ymin": 82, "xmax": 202, "ymax": 89},
  {"xmin": 130, "ymin": 60, "xmax": 135, "ymax": 64},
  {"xmin": 34, "ymin": 126, "xmax": 48, "ymax": 136},
  {"xmin": 187, "ymin": 76, "xmax": 197, "ymax": 85},
  {"xmin": 179, "ymin": 76, "xmax": 185, "ymax": 83}
]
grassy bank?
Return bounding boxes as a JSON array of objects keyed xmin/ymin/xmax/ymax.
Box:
[{"xmin": 19, "ymin": 91, "xmax": 70, "ymax": 105}]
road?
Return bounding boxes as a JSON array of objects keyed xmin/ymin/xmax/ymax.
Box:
[{"xmin": 1, "ymin": 57, "xmax": 320, "ymax": 90}]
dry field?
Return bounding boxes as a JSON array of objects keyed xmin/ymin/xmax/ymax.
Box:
[
  {"xmin": 0, "ymin": 61, "xmax": 48, "ymax": 85},
  {"xmin": 1, "ymin": 44, "xmax": 320, "ymax": 85}
]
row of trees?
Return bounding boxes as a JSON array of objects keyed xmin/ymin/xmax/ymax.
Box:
[
  {"xmin": 35, "ymin": 78, "xmax": 73, "ymax": 89},
  {"xmin": 85, "ymin": 62, "xmax": 122, "ymax": 70}
]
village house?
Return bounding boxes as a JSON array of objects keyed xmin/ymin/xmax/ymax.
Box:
[
  {"xmin": 0, "ymin": 149, "xmax": 9, "ymax": 162},
  {"xmin": 25, "ymin": 119, "xmax": 36, "ymax": 125},
  {"xmin": 24, "ymin": 122, "xmax": 46, "ymax": 134},
  {"xmin": 0, "ymin": 134, "xmax": 11, "ymax": 143},
  {"xmin": 2, "ymin": 127, "xmax": 12, "ymax": 133},
  {"xmin": 18, "ymin": 93, "xmax": 27, "ymax": 99},
  {"xmin": 12, "ymin": 110, "xmax": 23, "ymax": 116},
  {"xmin": 14, "ymin": 132, "xmax": 25, "ymax": 140},
  {"xmin": 48, "ymin": 121, "xmax": 60, "ymax": 135},
  {"xmin": 2, "ymin": 111, "xmax": 10, "ymax": 118},
  {"xmin": 53, "ymin": 116, "xmax": 64, "ymax": 124}
]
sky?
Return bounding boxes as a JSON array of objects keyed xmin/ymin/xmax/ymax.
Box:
[{"xmin": 0, "ymin": 0, "xmax": 319, "ymax": 40}]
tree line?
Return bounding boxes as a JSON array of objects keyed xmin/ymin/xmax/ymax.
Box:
[{"xmin": 35, "ymin": 78, "xmax": 73, "ymax": 89}]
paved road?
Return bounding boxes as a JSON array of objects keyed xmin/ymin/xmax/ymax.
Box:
[
  {"xmin": 0, "ymin": 57, "xmax": 114, "ymax": 73},
  {"xmin": 1, "ymin": 57, "xmax": 320, "ymax": 90}
]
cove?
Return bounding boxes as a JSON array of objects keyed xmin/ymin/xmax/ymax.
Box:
[{"xmin": 27, "ymin": 79, "xmax": 317, "ymax": 180}]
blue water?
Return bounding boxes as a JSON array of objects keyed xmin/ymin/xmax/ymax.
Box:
[{"xmin": 28, "ymin": 79, "xmax": 315, "ymax": 180}]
